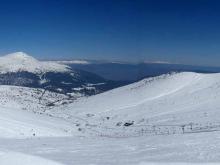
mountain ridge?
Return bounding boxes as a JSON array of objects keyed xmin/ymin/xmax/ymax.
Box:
[{"xmin": 0, "ymin": 52, "xmax": 129, "ymax": 96}]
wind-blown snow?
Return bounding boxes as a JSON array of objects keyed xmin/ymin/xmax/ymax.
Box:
[{"xmin": 0, "ymin": 52, "xmax": 70, "ymax": 74}]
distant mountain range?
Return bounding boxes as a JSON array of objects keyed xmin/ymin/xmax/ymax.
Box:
[
  {"xmin": 0, "ymin": 52, "xmax": 129, "ymax": 96},
  {"xmin": 62, "ymin": 60, "xmax": 220, "ymax": 81},
  {"xmin": 2, "ymin": 52, "xmax": 219, "ymax": 97}
]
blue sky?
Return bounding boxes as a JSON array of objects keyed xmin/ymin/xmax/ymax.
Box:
[{"xmin": 0, "ymin": 0, "xmax": 220, "ymax": 66}]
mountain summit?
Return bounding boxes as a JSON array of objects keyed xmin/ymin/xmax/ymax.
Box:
[
  {"xmin": 5, "ymin": 52, "xmax": 35, "ymax": 59},
  {"xmin": 0, "ymin": 52, "xmax": 70, "ymax": 74}
]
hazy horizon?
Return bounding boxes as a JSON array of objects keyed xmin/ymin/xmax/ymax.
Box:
[{"xmin": 0, "ymin": 0, "xmax": 220, "ymax": 66}]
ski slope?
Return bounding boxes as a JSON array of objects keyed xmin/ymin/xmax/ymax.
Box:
[{"xmin": 61, "ymin": 72, "xmax": 220, "ymax": 136}]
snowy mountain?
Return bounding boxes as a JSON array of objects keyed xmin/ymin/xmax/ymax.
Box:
[
  {"xmin": 0, "ymin": 52, "xmax": 128, "ymax": 96},
  {"xmin": 58, "ymin": 72, "xmax": 220, "ymax": 137},
  {"xmin": 4, "ymin": 72, "xmax": 215, "ymax": 137},
  {"xmin": 0, "ymin": 72, "xmax": 220, "ymax": 164},
  {"xmin": 0, "ymin": 52, "xmax": 70, "ymax": 74}
]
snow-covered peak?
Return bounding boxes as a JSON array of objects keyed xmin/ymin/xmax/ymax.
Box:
[
  {"xmin": 5, "ymin": 51, "xmax": 35, "ymax": 59},
  {"xmin": 0, "ymin": 52, "xmax": 70, "ymax": 74}
]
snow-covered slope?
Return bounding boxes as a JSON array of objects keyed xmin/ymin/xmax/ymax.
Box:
[
  {"xmin": 0, "ymin": 151, "xmax": 63, "ymax": 165},
  {"xmin": 0, "ymin": 106, "xmax": 75, "ymax": 138},
  {"xmin": 1, "ymin": 72, "xmax": 220, "ymax": 164},
  {"xmin": 60, "ymin": 72, "xmax": 220, "ymax": 137},
  {"xmin": 0, "ymin": 85, "xmax": 79, "ymax": 138},
  {"xmin": 0, "ymin": 85, "xmax": 70, "ymax": 112},
  {"xmin": 0, "ymin": 52, "xmax": 70, "ymax": 74},
  {"xmin": 3, "ymin": 72, "xmax": 220, "ymax": 138},
  {"xmin": 69, "ymin": 72, "xmax": 201, "ymax": 114}
]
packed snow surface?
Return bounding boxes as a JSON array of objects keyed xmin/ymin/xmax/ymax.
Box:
[
  {"xmin": 0, "ymin": 52, "xmax": 70, "ymax": 73},
  {"xmin": 0, "ymin": 151, "xmax": 63, "ymax": 165},
  {"xmin": 1, "ymin": 72, "xmax": 220, "ymax": 164},
  {"xmin": 0, "ymin": 132, "xmax": 220, "ymax": 165}
]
